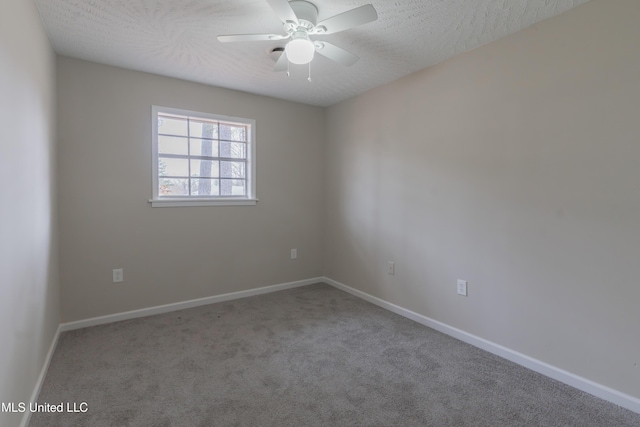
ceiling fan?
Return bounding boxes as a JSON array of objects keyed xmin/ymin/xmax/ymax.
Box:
[{"xmin": 217, "ymin": 0, "xmax": 378, "ymax": 73}]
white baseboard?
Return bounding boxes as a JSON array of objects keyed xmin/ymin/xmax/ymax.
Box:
[
  {"xmin": 60, "ymin": 277, "xmax": 323, "ymax": 332},
  {"xmin": 322, "ymin": 276, "xmax": 640, "ymax": 415},
  {"xmin": 20, "ymin": 324, "xmax": 62, "ymax": 427}
]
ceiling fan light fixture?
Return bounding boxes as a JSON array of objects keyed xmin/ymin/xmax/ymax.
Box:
[{"xmin": 285, "ymin": 32, "xmax": 315, "ymax": 65}]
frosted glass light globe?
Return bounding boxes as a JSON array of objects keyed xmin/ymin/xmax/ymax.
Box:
[{"xmin": 286, "ymin": 37, "xmax": 315, "ymax": 65}]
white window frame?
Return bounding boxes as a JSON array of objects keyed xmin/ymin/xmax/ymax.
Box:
[{"xmin": 150, "ymin": 106, "xmax": 257, "ymax": 207}]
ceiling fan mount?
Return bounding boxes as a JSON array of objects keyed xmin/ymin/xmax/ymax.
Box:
[
  {"xmin": 283, "ymin": 1, "xmax": 319, "ymax": 30},
  {"xmin": 218, "ymin": 0, "xmax": 378, "ymax": 71}
]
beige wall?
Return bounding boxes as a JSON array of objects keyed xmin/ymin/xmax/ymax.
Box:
[
  {"xmin": 324, "ymin": 0, "xmax": 640, "ymax": 399},
  {"xmin": 0, "ymin": 0, "xmax": 59, "ymax": 425},
  {"xmin": 57, "ymin": 57, "xmax": 325, "ymax": 322}
]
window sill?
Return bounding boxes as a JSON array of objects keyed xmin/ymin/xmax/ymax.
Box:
[{"xmin": 149, "ymin": 198, "xmax": 258, "ymax": 207}]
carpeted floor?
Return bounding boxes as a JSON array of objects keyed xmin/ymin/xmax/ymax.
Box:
[{"xmin": 30, "ymin": 283, "xmax": 639, "ymax": 426}]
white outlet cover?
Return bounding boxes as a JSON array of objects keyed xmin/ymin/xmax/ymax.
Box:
[
  {"xmin": 457, "ymin": 279, "xmax": 467, "ymax": 296},
  {"xmin": 387, "ymin": 262, "xmax": 395, "ymax": 275},
  {"xmin": 113, "ymin": 268, "xmax": 123, "ymax": 283}
]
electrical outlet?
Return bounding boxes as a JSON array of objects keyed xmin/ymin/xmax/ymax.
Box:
[
  {"xmin": 387, "ymin": 261, "xmax": 395, "ymax": 275},
  {"xmin": 291, "ymin": 248, "xmax": 297, "ymax": 260},
  {"xmin": 113, "ymin": 268, "xmax": 123, "ymax": 283},
  {"xmin": 457, "ymin": 279, "xmax": 467, "ymax": 296}
]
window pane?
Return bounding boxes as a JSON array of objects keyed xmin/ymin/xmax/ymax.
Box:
[
  {"xmin": 159, "ymin": 157, "xmax": 189, "ymax": 177},
  {"xmin": 189, "ymin": 120, "xmax": 218, "ymax": 139},
  {"xmin": 220, "ymin": 161, "xmax": 245, "ymax": 178},
  {"xmin": 220, "ymin": 179, "xmax": 246, "ymax": 196},
  {"xmin": 190, "ymin": 139, "xmax": 218, "ymax": 157},
  {"xmin": 158, "ymin": 115, "xmax": 188, "ymax": 136},
  {"xmin": 220, "ymin": 141, "xmax": 246, "ymax": 159},
  {"xmin": 190, "ymin": 178, "xmax": 219, "ymax": 196},
  {"xmin": 154, "ymin": 108, "xmax": 254, "ymax": 202},
  {"xmin": 159, "ymin": 178, "xmax": 189, "ymax": 196},
  {"xmin": 190, "ymin": 160, "xmax": 219, "ymax": 178},
  {"xmin": 158, "ymin": 135, "xmax": 188, "ymax": 155},
  {"xmin": 220, "ymin": 123, "xmax": 246, "ymax": 142}
]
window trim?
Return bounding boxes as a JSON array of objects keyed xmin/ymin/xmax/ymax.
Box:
[{"xmin": 149, "ymin": 105, "xmax": 257, "ymax": 207}]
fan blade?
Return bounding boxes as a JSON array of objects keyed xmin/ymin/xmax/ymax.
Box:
[
  {"xmin": 273, "ymin": 50, "xmax": 289, "ymax": 72},
  {"xmin": 315, "ymin": 4, "xmax": 377, "ymax": 34},
  {"xmin": 315, "ymin": 42, "xmax": 359, "ymax": 66},
  {"xmin": 217, "ymin": 33, "xmax": 289, "ymax": 43},
  {"xmin": 266, "ymin": 0, "xmax": 299, "ymax": 24}
]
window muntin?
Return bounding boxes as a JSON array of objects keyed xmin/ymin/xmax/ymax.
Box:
[{"xmin": 151, "ymin": 106, "xmax": 256, "ymax": 206}]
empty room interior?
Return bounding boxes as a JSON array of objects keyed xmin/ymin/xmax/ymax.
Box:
[{"xmin": 2, "ymin": 0, "xmax": 640, "ymax": 425}]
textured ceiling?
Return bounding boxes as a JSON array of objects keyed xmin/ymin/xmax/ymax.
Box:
[{"xmin": 34, "ymin": 0, "xmax": 590, "ymax": 107}]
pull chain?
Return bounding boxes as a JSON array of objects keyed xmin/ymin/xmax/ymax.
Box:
[{"xmin": 284, "ymin": 60, "xmax": 312, "ymax": 81}]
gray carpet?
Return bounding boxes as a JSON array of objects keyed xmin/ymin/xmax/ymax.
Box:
[{"xmin": 30, "ymin": 283, "xmax": 639, "ymax": 426}]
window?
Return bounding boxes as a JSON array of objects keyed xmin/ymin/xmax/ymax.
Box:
[{"xmin": 150, "ymin": 106, "xmax": 256, "ymax": 207}]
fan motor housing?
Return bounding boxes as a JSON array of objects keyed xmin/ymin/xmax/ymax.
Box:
[{"xmin": 290, "ymin": 1, "xmax": 318, "ymax": 26}]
